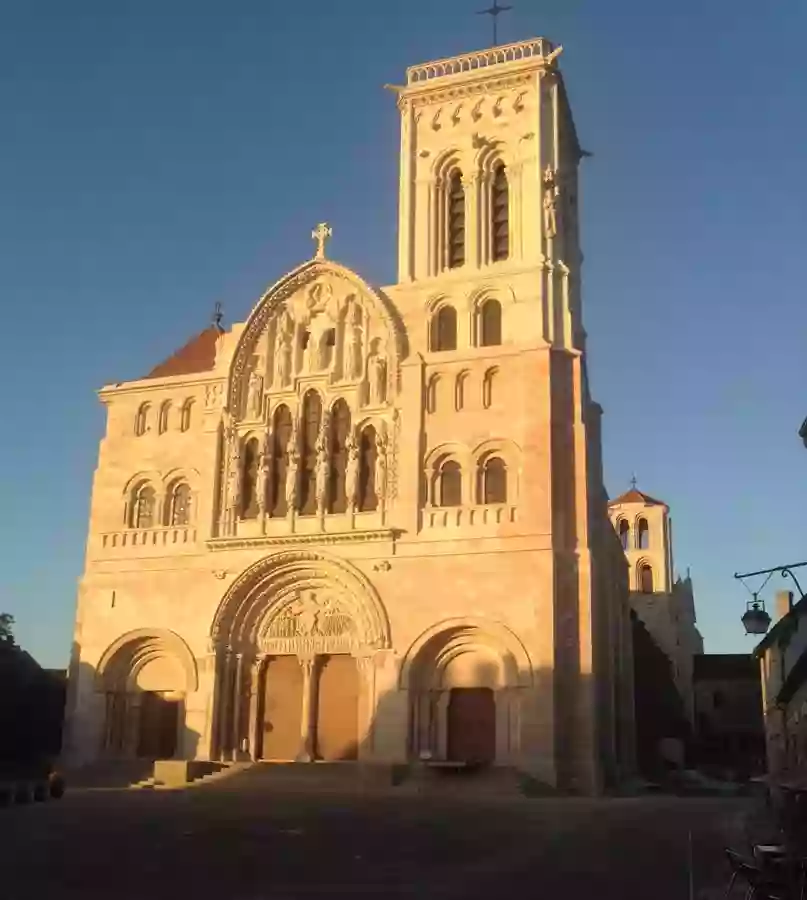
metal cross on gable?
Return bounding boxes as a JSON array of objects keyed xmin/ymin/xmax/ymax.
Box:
[{"xmin": 311, "ymin": 222, "xmax": 332, "ymax": 260}]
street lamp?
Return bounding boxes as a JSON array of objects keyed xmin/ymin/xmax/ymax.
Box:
[
  {"xmin": 734, "ymin": 563, "xmax": 807, "ymax": 635},
  {"xmin": 741, "ymin": 598, "xmax": 772, "ymax": 635}
]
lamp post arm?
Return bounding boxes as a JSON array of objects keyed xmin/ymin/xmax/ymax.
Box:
[{"xmin": 781, "ymin": 568, "xmax": 806, "ymax": 601}]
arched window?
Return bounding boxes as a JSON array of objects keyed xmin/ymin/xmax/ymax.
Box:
[
  {"xmin": 637, "ymin": 519, "xmax": 649, "ymax": 550},
  {"xmin": 299, "ymin": 391, "xmax": 322, "ymax": 515},
  {"xmin": 482, "ymin": 367, "xmax": 498, "ymax": 409},
  {"xmin": 241, "ymin": 438, "xmax": 260, "ymax": 518},
  {"xmin": 328, "ymin": 399, "xmax": 351, "ymax": 514},
  {"xmin": 269, "ymin": 404, "xmax": 292, "ymax": 518},
  {"xmin": 180, "ymin": 399, "xmax": 193, "ymax": 432},
  {"xmin": 134, "ymin": 403, "xmax": 150, "ymax": 437},
  {"xmin": 167, "ymin": 482, "xmax": 192, "ymax": 526},
  {"xmin": 455, "ymin": 372, "xmax": 469, "ymax": 411},
  {"xmin": 437, "ymin": 460, "xmax": 462, "ymax": 507},
  {"xmin": 430, "ymin": 305, "xmax": 457, "ymax": 352},
  {"xmin": 447, "ymin": 170, "xmax": 465, "ymax": 269},
  {"xmin": 478, "ymin": 456, "xmax": 507, "ymax": 505},
  {"xmin": 358, "ymin": 425, "xmax": 378, "ymax": 512},
  {"xmin": 426, "ymin": 374, "xmax": 440, "ymax": 414},
  {"xmin": 491, "ymin": 163, "xmax": 509, "ymax": 262},
  {"xmin": 639, "ymin": 564, "xmax": 654, "ymax": 594},
  {"xmin": 131, "ymin": 483, "xmax": 155, "ymax": 528},
  {"xmin": 479, "ymin": 299, "xmax": 502, "ymax": 347},
  {"xmin": 158, "ymin": 401, "xmax": 171, "ymax": 435},
  {"xmin": 618, "ymin": 519, "xmax": 630, "ymax": 550}
]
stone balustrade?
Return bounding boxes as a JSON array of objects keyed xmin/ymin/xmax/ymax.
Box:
[
  {"xmin": 406, "ymin": 39, "xmax": 551, "ymax": 84},
  {"xmin": 100, "ymin": 526, "xmax": 197, "ymax": 552},
  {"xmin": 422, "ymin": 504, "xmax": 517, "ymax": 530}
]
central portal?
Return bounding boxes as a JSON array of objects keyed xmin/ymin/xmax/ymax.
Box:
[{"xmin": 259, "ymin": 654, "xmax": 359, "ymax": 761}]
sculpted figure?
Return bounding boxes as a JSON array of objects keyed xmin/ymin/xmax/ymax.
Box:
[
  {"xmin": 315, "ymin": 443, "xmax": 330, "ymax": 514},
  {"xmin": 367, "ymin": 351, "xmax": 387, "ymax": 406},
  {"xmin": 344, "ymin": 300, "xmax": 363, "ymax": 379},
  {"xmin": 255, "ymin": 433, "xmax": 271, "ymax": 516},
  {"xmin": 344, "ymin": 435, "xmax": 359, "ymax": 511},
  {"xmin": 247, "ymin": 370, "xmax": 263, "ymax": 419},
  {"xmin": 374, "ymin": 432, "xmax": 388, "ymax": 504},
  {"xmin": 543, "ymin": 165, "xmax": 560, "ymax": 238},
  {"xmin": 285, "ymin": 447, "xmax": 299, "ymax": 513},
  {"xmin": 275, "ymin": 329, "xmax": 292, "ymax": 387}
]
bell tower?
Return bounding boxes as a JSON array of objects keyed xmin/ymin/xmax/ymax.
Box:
[{"xmin": 390, "ymin": 37, "xmax": 584, "ymax": 350}]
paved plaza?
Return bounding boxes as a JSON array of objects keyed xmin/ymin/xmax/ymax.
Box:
[{"xmin": 0, "ymin": 781, "xmax": 747, "ymax": 900}]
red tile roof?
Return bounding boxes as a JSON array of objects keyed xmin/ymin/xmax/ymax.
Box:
[
  {"xmin": 609, "ymin": 488, "xmax": 666, "ymax": 507},
  {"xmin": 143, "ymin": 326, "xmax": 223, "ymax": 380}
]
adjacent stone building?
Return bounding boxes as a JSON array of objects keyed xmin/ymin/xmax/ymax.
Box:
[{"xmin": 64, "ymin": 37, "xmax": 636, "ymax": 793}]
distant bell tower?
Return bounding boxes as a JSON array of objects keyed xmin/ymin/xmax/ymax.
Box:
[
  {"xmin": 389, "ymin": 37, "xmax": 584, "ymax": 351},
  {"xmin": 608, "ymin": 484, "xmax": 674, "ymax": 595}
]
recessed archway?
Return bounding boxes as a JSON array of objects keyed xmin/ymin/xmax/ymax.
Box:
[
  {"xmin": 210, "ymin": 550, "xmax": 391, "ymax": 763},
  {"xmin": 400, "ymin": 617, "xmax": 532, "ymax": 765},
  {"xmin": 95, "ymin": 629, "xmax": 198, "ymax": 760}
]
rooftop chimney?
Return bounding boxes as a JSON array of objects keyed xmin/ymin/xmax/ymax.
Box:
[{"xmin": 776, "ymin": 590, "xmax": 795, "ymax": 622}]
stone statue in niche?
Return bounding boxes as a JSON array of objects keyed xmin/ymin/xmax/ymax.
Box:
[
  {"xmin": 367, "ymin": 340, "xmax": 387, "ymax": 406},
  {"xmin": 274, "ymin": 311, "xmax": 294, "ymax": 388},
  {"xmin": 344, "ymin": 298, "xmax": 363, "ymax": 380},
  {"xmin": 374, "ymin": 431, "xmax": 388, "ymax": 503},
  {"xmin": 285, "ymin": 445, "xmax": 299, "ymax": 514},
  {"xmin": 344, "ymin": 434, "xmax": 359, "ymax": 511},
  {"xmin": 315, "ymin": 441, "xmax": 330, "ymax": 514},
  {"xmin": 225, "ymin": 442, "xmax": 242, "ymax": 532},
  {"xmin": 543, "ymin": 165, "xmax": 560, "ymax": 239},
  {"xmin": 205, "ymin": 382, "xmax": 223, "ymax": 410},
  {"xmin": 247, "ymin": 369, "xmax": 264, "ymax": 419},
  {"xmin": 256, "ymin": 431, "xmax": 271, "ymax": 517}
]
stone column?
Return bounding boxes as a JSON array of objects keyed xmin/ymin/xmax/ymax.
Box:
[
  {"xmin": 231, "ymin": 652, "xmax": 244, "ymax": 759},
  {"xmin": 465, "ymin": 173, "xmax": 480, "ymax": 270},
  {"xmin": 248, "ymin": 657, "xmax": 263, "ymax": 761},
  {"xmin": 295, "ymin": 656, "xmax": 317, "ymax": 762},
  {"xmin": 217, "ymin": 648, "xmax": 234, "ymax": 761}
]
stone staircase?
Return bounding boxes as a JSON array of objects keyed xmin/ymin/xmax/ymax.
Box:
[
  {"xmin": 132, "ymin": 762, "xmax": 248, "ymax": 791},
  {"xmin": 202, "ymin": 761, "xmax": 402, "ymax": 794}
]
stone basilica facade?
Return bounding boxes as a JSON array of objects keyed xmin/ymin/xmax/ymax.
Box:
[{"xmin": 64, "ymin": 37, "xmax": 636, "ymax": 793}]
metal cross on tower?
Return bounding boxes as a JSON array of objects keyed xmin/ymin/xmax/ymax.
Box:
[
  {"xmin": 477, "ymin": 0, "xmax": 513, "ymax": 46},
  {"xmin": 311, "ymin": 222, "xmax": 332, "ymax": 260}
]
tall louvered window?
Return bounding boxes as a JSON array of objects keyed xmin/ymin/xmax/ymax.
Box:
[
  {"xmin": 447, "ymin": 170, "xmax": 465, "ymax": 269},
  {"xmin": 491, "ymin": 163, "xmax": 509, "ymax": 262}
]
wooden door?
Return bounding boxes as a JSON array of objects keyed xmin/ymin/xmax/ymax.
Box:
[
  {"xmin": 262, "ymin": 656, "xmax": 303, "ymax": 761},
  {"xmin": 315, "ymin": 655, "xmax": 359, "ymax": 761},
  {"xmin": 137, "ymin": 692, "xmax": 179, "ymax": 759},
  {"xmin": 446, "ymin": 688, "xmax": 496, "ymax": 764}
]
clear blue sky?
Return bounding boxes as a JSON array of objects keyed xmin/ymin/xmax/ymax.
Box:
[{"xmin": 1, "ymin": 0, "xmax": 805, "ymax": 667}]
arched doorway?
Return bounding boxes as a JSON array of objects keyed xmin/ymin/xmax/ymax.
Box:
[
  {"xmin": 400, "ymin": 618, "xmax": 532, "ymax": 766},
  {"xmin": 96, "ymin": 629, "xmax": 198, "ymax": 760},
  {"xmin": 209, "ymin": 549, "xmax": 391, "ymax": 763}
]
